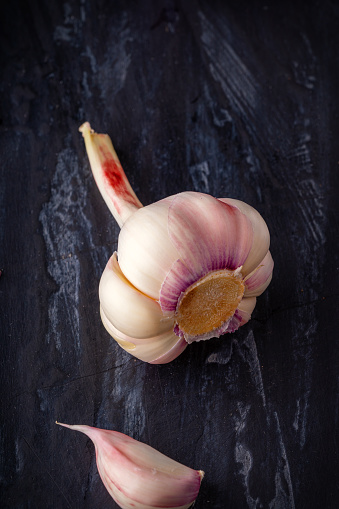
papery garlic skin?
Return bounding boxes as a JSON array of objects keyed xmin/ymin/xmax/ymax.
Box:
[
  {"xmin": 79, "ymin": 123, "xmax": 142, "ymax": 227},
  {"xmin": 80, "ymin": 122, "xmax": 274, "ymax": 363},
  {"xmin": 57, "ymin": 422, "xmax": 204, "ymax": 509}
]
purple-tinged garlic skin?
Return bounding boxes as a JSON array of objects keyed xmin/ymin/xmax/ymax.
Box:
[
  {"xmin": 80, "ymin": 123, "xmax": 274, "ymax": 363},
  {"xmin": 57, "ymin": 422, "xmax": 204, "ymax": 509}
]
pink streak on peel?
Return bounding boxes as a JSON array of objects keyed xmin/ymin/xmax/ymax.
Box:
[{"xmin": 98, "ymin": 143, "xmax": 140, "ymax": 216}]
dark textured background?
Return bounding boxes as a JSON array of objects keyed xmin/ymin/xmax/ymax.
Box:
[{"xmin": 1, "ymin": 1, "xmax": 339, "ymax": 508}]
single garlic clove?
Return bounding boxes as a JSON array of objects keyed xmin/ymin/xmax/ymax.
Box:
[
  {"xmin": 168, "ymin": 192, "xmax": 253, "ymax": 275},
  {"xmin": 228, "ymin": 296, "xmax": 257, "ymax": 332},
  {"xmin": 99, "ymin": 252, "xmax": 174, "ymax": 339},
  {"xmin": 118, "ymin": 196, "xmax": 180, "ymax": 299},
  {"xmin": 218, "ymin": 197, "xmax": 271, "ymax": 276},
  {"xmin": 148, "ymin": 335, "xmax": 189, "ymax": 364},
  {"xmin": 100, "ymin": 306, "xmax": 187, "ymax": 363},
  {"xmin": 56, "ymin": 422, "xmax": 204, "ymax": 509},
  {"xmin": 244, "ymin": 250, "xmax": 274, "ymax": 298}
]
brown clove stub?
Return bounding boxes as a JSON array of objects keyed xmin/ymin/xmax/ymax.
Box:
[{"xmin": 57, "ymin": 422, "xmax": 204, "ymax": 509}]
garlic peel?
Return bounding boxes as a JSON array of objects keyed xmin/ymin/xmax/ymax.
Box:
[
  {"xmin": 56, "ymin": 422, "xmax": 203, "ymax": 509},
  {"xmin": 79, "ymin": 122, "xmax": 142, "ymax": 227}
]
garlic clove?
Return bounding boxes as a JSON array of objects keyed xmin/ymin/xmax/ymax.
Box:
[
  {"xmin": 159, "ymin": 193, "xmax": 253, "ymax": 317},
  {"xmin": 148, "ymin": 335, "xmax": 188, "ymax": 364},
  {"xmin": 218, "ymin": 198, "xmax": 270, "ymax": 276},
  {"xmin": 237, "ymin": 295, "xmax": 257, "ymax": 320},
  {"xmin": 79, "ymin": 122, "xmax": 142, "ymax": 227},
  {"xmin": 118, "ymin": 197, "xmax": 180, "ymax": 299},
  {"xmin": 57, "ymin": 422, "xmax": 204, "ymax": 509},
  {"xmin": 228, "ymin": 296, "xmax": 257, "ymax": 332},
  {"xmin": 168, "ymin": 192, "xmax": 253, "ymax": 276},
  {"xmin": 244, "ymin": 250, "xmax": 274, "ymax": 297},
  {"xmin": 100, "ymin": 307, "xmax": 187, "ymax": 363},
  {"xmin": 99, "ymin": 252, "xmax": 174, "ymax": 339}
]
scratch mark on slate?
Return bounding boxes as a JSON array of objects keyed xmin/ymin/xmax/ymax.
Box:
[
  {"xmin": 22, "ymin": 436, "xmax": 72, "ymax": 508},
  {"xmin": 290, "ymin": 316, "xmax": 316, "ymax": 449},
  {"xmin": 234, "ymin": 402, "xmax": 259, "ymax": 508},
  {"xmin": 269, "ymin": 412, "xmax": 295, "ymax": 509},
  {"xmin": 124, "ymin": 381, "xmax": 146, "ymax": 437},
  {"xmin": 39, "ymin": 147, "xmax": 108, "ymax": 353},
  {"xmin": 206, "ymin": 336, "xmax": 235, "ymax": 365},
  {"xmin": 233, "ymin": 402, "xmax": 261, "ymax": 508},
  {"xmin": 209, "ymin": 103, "xmax": 233, "ymax": 127},
  {"xmin": 83, "ymin": 45, "xmax": 97, "ymax": 74},
  {"xmin": 189, "ymin": 161, "xmax": 210, "ymax": 193},
  {"xmin": 296, "ymin": 178, "xmax": 325, "ymax": 246},
  {"xmin": 0, "ymin": 174, "xmax": 5, "ymax": 248},
  {"xmin": 54, "ymin": 25, "xmax": 73, "ymax": 43},
  {"xmin": 238, "ymin": 331, "xmax": 267, "ymax": 408},
  {"xmin": 97, "ymin": 357, "xmax": 147, "ymax": 444},
  {"xmin": 82, "ymin": 71, "xmax": 92, "ymax": 99},
  {"xmin": 33, "ymin": 362, "xmax": 133, "ymax": 400},
  {"xmin": 235, "ymin": 443, "xmax": 259, "ymax": 509},
  {"xmin": 234, "ymin": 402, "xmax": 251, "ymax": 436},
  {"xmin": 15, "ymin": 437, "xmax": 24, "ymax": 474},
  {"xmin": 286, "ymin": 119, "xmax": 326, "ymax": 247},
  {"xmin": 199, "ymin": 10, "xmax": 258, "ymax": 128},
  {"xmin": 206, "ymin": 348, "xmax": 233, "ymax": 365},
  {"xmin": 335, "ymin": 376, "xmax": 339, "ymax": 434},
  {"xmin": 292, "ymin": 399, "xmax": 300, "ymax": 433},
  {"xmin": 48, "ymin": 256, "xmax": 81, "ymax": 351},
  {"xmin": 291, "ymin": 33, "xmax": 317, "ymax": 90},
  {"xmin": 97, "ymin": 12, "xmax": 133, "ymax": 101},
  {"xmin": 293, "ymin": 390, "xmax": 310, "ymax": 449},
  {"xmin": 244, "ymin": 145, "xmax": 263, "ymax": 203},
  {"xmin": 283, "ymin": 33, "xmax": 327, "ymax": 273},
  {"xmin": 80, "ymin": 0, "xmax": 86, "ymax": 23},
  {"xmin": 54, "ymin": 2, "xmax": 82, "ymax": 46}
]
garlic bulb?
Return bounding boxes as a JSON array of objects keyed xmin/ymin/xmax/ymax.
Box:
[
  {"xmin": 57, "ymin": 422, "xmax": 204, "ymax": 509},
  {"xmin": 80, "ymin": 122, "xmax": 274, "ymax": 364}
]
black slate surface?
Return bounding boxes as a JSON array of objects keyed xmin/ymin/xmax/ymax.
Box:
[{"xmin": 1, "ymin": 1, "xmax": 339, "ymax": 508}]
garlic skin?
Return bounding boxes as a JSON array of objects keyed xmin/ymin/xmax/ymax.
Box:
[
  {"xmin": 80, "ymin": 122, "xmax": 274, "ymax": 363},
  {"xmin": 57, "ymin": 422, "xmax": 204, "ymax": 509}
]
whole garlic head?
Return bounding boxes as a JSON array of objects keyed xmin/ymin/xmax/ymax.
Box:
[{"xmin": 80, "ymin": 123, "xmax": 273, "ymax": 364}]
